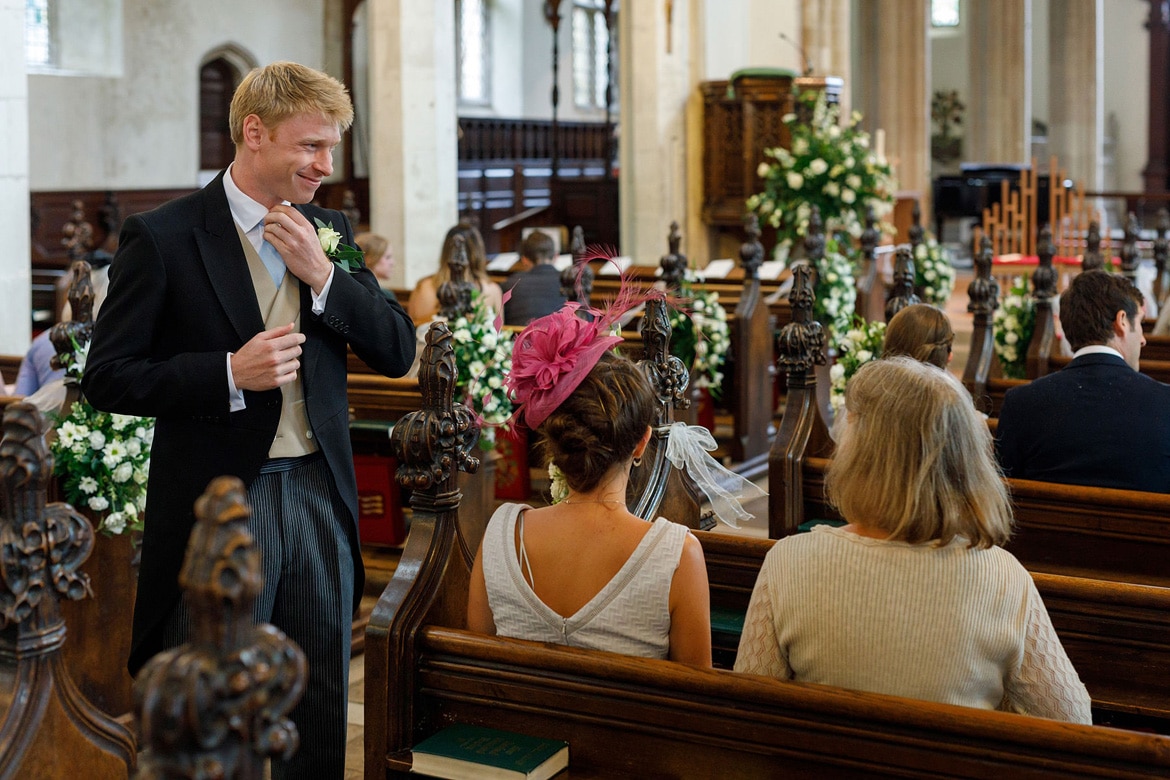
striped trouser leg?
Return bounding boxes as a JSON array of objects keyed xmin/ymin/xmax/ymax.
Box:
[
  {"xmin": 250, "ymin": 457, "xmax": 354, "ymax": 780},
  {"xmin": 154, "ymin": 457, "xmax": 354, "ymax": 779}
]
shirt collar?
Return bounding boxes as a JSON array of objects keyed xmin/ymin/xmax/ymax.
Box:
[
  {"xmin": 223, "ymin": 163, "xmax": 289, "ymax": 233},
  {"xmin": 1072, "ymin": 344, "xmax": 1125, "ymax": 361}
]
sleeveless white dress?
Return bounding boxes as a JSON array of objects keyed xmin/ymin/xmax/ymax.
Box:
[{"xmin": 481, "ymin": 502, "xmax": 689, "ymax": 659}]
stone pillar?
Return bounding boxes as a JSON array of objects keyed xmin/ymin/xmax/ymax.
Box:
[
  {"xmin": 967, "ymin": 0, "xmax": 1032, "ymax": 163},
  {"xmin": 367, "ymin": 0, "xmax": 458, "ymax": 288},
  {"xmin": 855, "ymin": 0, "xmax": 930, "ymax": 210},
  {"xmin": 801, "ymin": 0, "xmax": 852, "ymax": 117},
  {"xmin": 1143, "ymin": 0, "xmax": 1170, "ymax": 194},
  {"xmin": 1048, "ymin": 0, "xmax": 1102, "ymax": 189},
  {"xmin": 0, "ymin": 0, "xmax": 30, "ymax": 355},
  {"xmin": 619, "ymin": 0, "xmax": 694, "ymax": 265}
]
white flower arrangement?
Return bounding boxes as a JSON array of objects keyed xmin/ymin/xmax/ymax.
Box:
[
  {"xmin": 829, "ymin": 317, "xmax": 886, "ymax": 413},
  {"xmin": 548, "ymin": 463, "xmax": 569, "ymax": 504},
  {"xmin": 51, "ymin": 340, "xmax": 154, "ymax": 536},
  {"xmin": 748, "ymin": 90, "xmax": 897, "ymax": 253},
  {"xmin": 805, "ymin": 237, "xmax": 858, "ymax": 349},
  {"xmin": 993, "ymin": 276, "xmax": 1035, "ymax": 380},
  {"xmin": 667, "ymin": 271, "xmax": 732, "ymax": 398},
  {"xmin": 450, "ymin": 290, "xmax": 514, "ymax": 448},
  {"xmin": 914, "ymin": 235, "xmax": 957, "ymax": 308}
]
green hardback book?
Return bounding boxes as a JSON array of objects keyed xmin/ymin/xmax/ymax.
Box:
[{"xmin": 411, "ymin": 724, "xmax": 569, "ymax": 780}]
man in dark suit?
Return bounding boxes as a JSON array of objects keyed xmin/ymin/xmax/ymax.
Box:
[
  {"xmin": 996, "ymin": 270, "xmax": 1170, "ymax": 493},
  {"xmin": 83, "ymin": 61, "xmax": 415, "ymax": 778},
  {"xmin": 503, "ymin": 230, "xmax": 567, "ymax": 325}
]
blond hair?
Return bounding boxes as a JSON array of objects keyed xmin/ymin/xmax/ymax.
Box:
[
  {"xmin": 825, "ymin": 357, "xmax": 1012, "ymax": 548},
  {"xmin": 882, "ymin": 303, "xmax": 954, "ymax": 369},
  {"xmin": 229, "ymin": 61, "xmax": 354, "ymax": 146},
  {"xmin": 355, "ymin": 232, "xmax": 388, "ymax": 260}
]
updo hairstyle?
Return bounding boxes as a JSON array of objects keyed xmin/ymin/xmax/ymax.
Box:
[
  {"xmin": 540, "ymin": 352, "xmax": 655, "ymax": 493},
  {"xmin": 882, "ymin": 303, "xmax": 954, "ymax": 369}
]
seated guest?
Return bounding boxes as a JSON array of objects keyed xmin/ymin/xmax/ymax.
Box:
[
  {"xmin": 16, "ymin": 261, "xmax": 111, "ymax": 396},
  {"xmin": 406, "ymin": 222, "xmax": 503, "ymax": 323},
  {"xmin": 503, "ymin": 231, "xmax": 567, "ymax": 325},
  {"xmin": 996, "ymin": 269, "xmax": 1170, "ymax": 492},
  {"xmin": 354, "ymin": 231, "xmax": 400, "ymax": 303},
  {"xmin": 882, "ymin": 303, "xmax": 954, "ymax": 369},
  {"xmin": 467, "ymin": 304, "xmax": 712, "ymax": 666},
  {"xmin": 735, "ymin": 358, "xmax": 1091, "ymax": 723}
]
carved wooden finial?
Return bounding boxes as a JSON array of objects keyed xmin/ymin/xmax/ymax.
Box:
[
  {"xmin": 908, "ymin": 201, "xmax": 924, "ymax": 250},
  {"xmin": 885, "ymin": 245, "xmax": 921, "ymax": 321},
  {"xmin": 135, "ymin": 476, "xmax": 307, "ymax": 778},
  {"xmin": 776, "ymin": 264, "xmax": 826, "ymax": 387},
  {"xmin": 638, "ymin": 296, "xmax": 691, "ymax": 420},
  {"xmin": 1082, "ymin": 220, "xmax": 1103, "ymax": 272},
  {"xmin": 0, "ymin": 403, "xmax": 135, "ymax": 775},
  {"xmin": 438, "ymin": 234, "xmax": 475, "ymax": 319},
  {"xmin": 1155, "ymin": 209, "xmax": 1170, "ymax": 276},
  {"xmin": 739, "ymin": 213, "xmax": 763, "ymax": 280},
  {"xmin": 392, "ymin": 322, "xmax": 481, "ymax": 513},
  {"xmin": 659, "ymin": 221, "xmax": 688, "ymax": 291},
  {"xmin": 570, "ymin": 225, "xmax": 586, "ymax": 257},
  {"xmin": 1033, "ymin": 224, "xmax": 1059, "ymax": 301},
  {"xmin": 1121, "ymin": 211, "xmax": 1141, "ymax": 284},
  {"xmin": 803, "ymin": 206, "xmax": 825, "ymax": 264},
  {"xmin": 49, "ymin": 259, "xmax": 96, "ymax": 373},
  {"xmin": 859, "ymin": 206, "xmax": 878, "ymax": 262},
  {"xmin": 560, "ymin": 261, "xmax": 595, "ymax": 307},
  {"xmin": 968, "ymin": 235, "xmax": 999, "ymax": 316},
  {"xmin": 61, "ymin": 200, "xmax": 94, "ymax": 264},
  {"xmin": 341, "ymin": 189, "xmax": 361, "ymax": 227}
]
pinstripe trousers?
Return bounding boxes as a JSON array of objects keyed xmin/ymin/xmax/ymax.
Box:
[{"xmin": 162, "ymin": 456, "xmax": 354, "ymax": 779}]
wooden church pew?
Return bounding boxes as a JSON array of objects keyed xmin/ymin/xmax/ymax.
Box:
[
  {"xmin": 696, "ymin": 531, "xmax": 1170, "ymax": 733},
  {"xmin": 365, "ymin": 319, "xmax": 1170, "ymax": 779}
]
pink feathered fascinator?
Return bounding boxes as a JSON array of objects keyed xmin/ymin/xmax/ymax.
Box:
[{"xmin": 506, "ymin": 255, "xmax": 657, "ymax": 430}]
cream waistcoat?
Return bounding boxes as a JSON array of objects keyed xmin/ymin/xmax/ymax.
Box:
[{"xmin": 235, "ymin": 223, "xmax": 318, "ymax": 458}]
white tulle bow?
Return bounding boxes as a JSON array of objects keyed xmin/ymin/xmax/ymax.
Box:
[{"xmin": 664, "ymin": 422, "xmax": 767, "ymax": 528}]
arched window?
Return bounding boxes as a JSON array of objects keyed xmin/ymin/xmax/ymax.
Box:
[
  {"xmin": 200, "ymin": 58, "xmax": 236, "ymax": 172},
  {"xmin": 573, "ymin": 0, "xmax": 612, "ymax": 110},
  {"xmin": 25, "ymin": 0, "xmax": 53, "ymax": 67}
]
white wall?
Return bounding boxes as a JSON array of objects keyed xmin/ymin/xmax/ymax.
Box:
[
  {"xmin": 28, "ymin": 0, "xmax": 327, "ymax": 190},
  {"xmin": 1, "ymin": 0, "xmax": 30, "ymax": 354},
  {"xmin": 704, "ymin": 0, "xmax": 802, "ymax": 81}
]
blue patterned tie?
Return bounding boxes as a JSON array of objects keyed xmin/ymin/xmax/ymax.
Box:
[{"xmin": 256, "ymin": 222, "xmax": 285, "ymax": 287}]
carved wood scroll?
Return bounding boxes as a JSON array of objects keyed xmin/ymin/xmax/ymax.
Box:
[{"xmin": 438, "ymin": 234, "xmax": 475, "ymax": 320}]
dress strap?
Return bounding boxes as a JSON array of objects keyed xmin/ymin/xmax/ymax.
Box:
[{"xmin": 517, "ymin": 511, "xmax": 535, "ymax": 591}]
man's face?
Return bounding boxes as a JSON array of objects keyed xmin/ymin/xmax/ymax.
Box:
[
  {"xmin": 1120, "ymin": 307, "xmax": 1147, "ymax": 370},
  {"xmin": 249, "ymin": 112, "xmax": 341, "ymax": 206}
]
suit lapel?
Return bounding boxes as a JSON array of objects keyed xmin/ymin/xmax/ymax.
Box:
[
  {"xmin": 195, "ymin": 173, "xmax": 265, "ymax": 344},
  {"xmin": 295, "ymin": 203, "xmax": 327, "ymax": 383}
]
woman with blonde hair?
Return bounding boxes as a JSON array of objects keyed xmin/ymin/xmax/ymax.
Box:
[
  {"xmin": 734, "ymin": 357, "xmax": 1091, "ymax": 723},
  {"xmin": 406, "ymin": 222, "xmax": 503, "ymax": 322},
  {"xmin": 882, "ymin": 302, "xmax": 954, "ymax": 369}
]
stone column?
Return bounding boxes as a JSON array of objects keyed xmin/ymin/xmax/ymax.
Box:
[
  {"xmin": 367, "ymin": 0, "xmax": 458, "ymax": 288},
  {"xmin": 801, "ymin": 0, "xmax": 852, "ymax": 116},
  {"xmin": 619, "ymin": 0, "xmax": 694, "ymax": 265},
  {"xmin": 1048, "ymin": 0, "xmax": 1102, "ymax": 189},
  {"xmin": 967, "ymin": 0, "xmax": 1032, "ymax": 163},
  {"xmin": 0, "ymin": 0, "xmax": 30, "ymax": 355},
  {"xmin": 855, "ymin": 0, "xmax": 930, "ymax": 210}
]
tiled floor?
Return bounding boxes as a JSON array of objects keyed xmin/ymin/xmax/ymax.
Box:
[{"xmin": 341, "ymin": 266, "xmax": 978, "ymax": 777}]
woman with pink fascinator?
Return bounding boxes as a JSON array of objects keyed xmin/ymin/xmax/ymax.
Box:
[{"xmin": 466, "ymin": 302, "xmax": 713, "ymax": 666}]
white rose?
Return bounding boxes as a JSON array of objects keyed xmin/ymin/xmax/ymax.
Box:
[
  {"xmin": 113, "ymin": 462, "xmax": 134, "ymax": 483},
  {"xmin": 88, "ymin": 496, "xmax": 110, "ymax": 512},
  {"xmin": 793, "ymin": 138, "xmax": 808, "ymax": 155},
  {"xmin": 89, "ymin": 431, "xmax": 106, "ymax": 450},
  {"xmin": 317, "ymin": 225, "xmax": 342, "ymax": 255},
  {"xmin": 828, "ymin": 125, "xmax": 841, "ymax": 139},
  {"xmin": 841, "ymin": 189, "xmax": 856, "ymax": 204},
  {"xmin": 126, "ymin": 438, "xmax": 142, "ymax": 457},
  {"xmin": 846, "ymin": 174, "xmax": 862, "ymax": 190},
  {"xmin": 453, "ymin": 327, "xmax": 472, "ymax": 343},
  {"xmin": 104, "ymin": 513, "xmax": 126, "ymax": 535},
  {"xmin": 124, "ymin": 503, "xmax": 138, "ymax": 517},
  {"xmin": 925, "ymin": 269, "xmax": 937, "ymax": 281},
  {"xmin": 757, "ymin": 162, "xmax": 771, "ymax": 178},
  {"xmin": 857, "ymin": 350, "xmax": 872, "ymax": 363},
  {"xmin": 808, "ymin": 159, "xmax": 828, "ymax": 176},
  {"xmin": 830, "ymin": 363, "xmax": 846, "ymax": 382},
  {"xmin": 481, "ymin": 331, "xmax": 498, "ymax": 350},
  {"xmin": 786, "ymin": 171, "xmax": 804, "ymax": 190},
  {"xmin": 824, "ymin": 182, "xmax": 840, "ymax": 197},
  {"xmin": 1004, "ymin": 315, "xmax": 1018, "ymax": 330},
  {"xmin": 1005, "ymin": 331, "xmax": 1019, "ymax": 345}
]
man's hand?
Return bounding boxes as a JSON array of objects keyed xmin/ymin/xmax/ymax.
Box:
[
  {"xmin": 264, "ymin": 205, "xmax": 333, "ymax": 294},
  {"xmin": 231, "ymin": 323, "xmax": 306, "ymax": 391}
]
